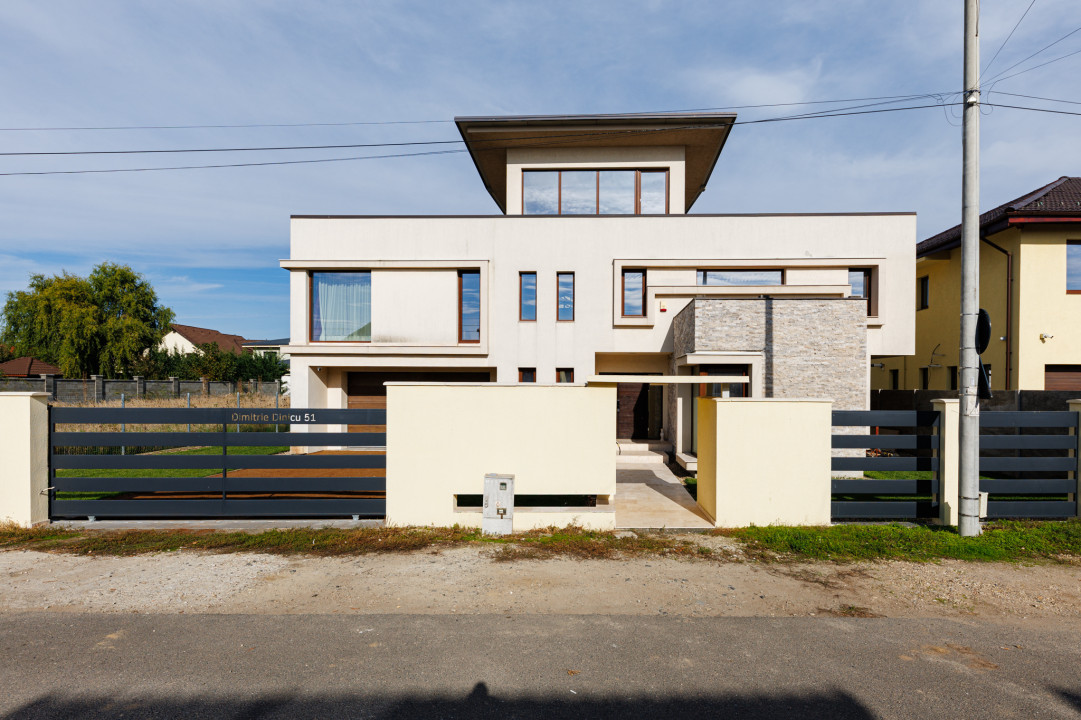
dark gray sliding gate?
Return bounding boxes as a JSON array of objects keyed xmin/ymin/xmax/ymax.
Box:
[
  {"xmin": 49, "ymin": 406, "xmax": 386, "ymax": 519},
  {"xmin": 831, "ymin": 410, "xmax": 941, "ymax": 520},
  {"xmin": 980, "ymin": 411, "xmax": 1077, "ymax": 519}
]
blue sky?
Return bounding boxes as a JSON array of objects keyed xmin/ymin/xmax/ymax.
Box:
[{"xmin": 1, "ymin": 0, "xmax": 1078, "ymax": 339}]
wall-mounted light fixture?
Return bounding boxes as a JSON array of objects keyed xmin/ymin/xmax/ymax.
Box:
[{"xmin": 1040, "ymin": 333, "xmax": 1054, "ymax": 342}]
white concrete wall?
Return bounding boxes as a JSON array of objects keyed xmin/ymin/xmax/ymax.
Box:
[
  {"xmin": 370, "ymin": 269, "xmax": 458, "ymax": 345},
  {"xmin": 159, "ymin": 331, "xmax": 197, "ymax": 354},
  {"xmin": 0, "ymin": 393, "xmax": 49, "ymax": 527},
  {"xmin": 285, "ymin": 213, "xmax": 916, "ymax": 386},
  {"xmin": 385, "ymin": 384, "xmax": 616, "ymax": 529}
]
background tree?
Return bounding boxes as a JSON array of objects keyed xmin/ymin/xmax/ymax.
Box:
[{"xmin": 0, "ymin": 264, "xmax": 174, "ymax": 378}]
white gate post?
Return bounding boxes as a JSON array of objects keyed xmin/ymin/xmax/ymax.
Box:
[{"xmin": 0, "ymin": 393, "xmax": 50, "ymax": 527}]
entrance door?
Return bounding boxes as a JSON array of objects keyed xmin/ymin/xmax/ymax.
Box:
[{"xmin": 615, "ymin": 382, "xmax": 662, "ymax": 440}]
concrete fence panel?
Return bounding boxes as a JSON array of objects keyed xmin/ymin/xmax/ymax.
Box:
[
  {"xmin": 696, "ymin": 398, "xmax": 832, "ymax": 527},
  {"xmin": 386, "ymin": 384, "xmax": 616, "ymax": 530}
]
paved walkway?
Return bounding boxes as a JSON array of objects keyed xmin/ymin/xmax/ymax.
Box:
[{"xmin": 614, "ymin": 462, "xmax": 713, "ymax": 529}]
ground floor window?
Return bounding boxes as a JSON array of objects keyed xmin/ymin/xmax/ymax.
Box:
[
  {"xmin": 556, "ymin": 368, "xmax": 574, "ymax": 383},
  {"xmin": 311, "ymin": 271, "xmax": 371, "ymax": 342},
  {"xmin": 519, "ymin": 368, "xmax": 536, "ymax": 383}
]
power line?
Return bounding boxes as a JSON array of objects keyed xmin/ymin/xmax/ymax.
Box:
[
  {"xmin": 980, "ymin": 0, "xmax": 1038, "ymax": 81},
  {"xmin": 985, "ymin": 101, "xmax": 1081, "ymax": 117},
  {"xmin": 0, "ymin": 102, "xmax": 965, "ymax": 177},
  {"xmin": 992, "ymin": 90, "xmax": 1081, "ymax": 105},
  {"xmin": 983, "ymin": 23, "xmax": 1081, "ymax": 83},
  {"xmin": 988, "ymin": 46, "xmax": 1081, "ymax": 84}
]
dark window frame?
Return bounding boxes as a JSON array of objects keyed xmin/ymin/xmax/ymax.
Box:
[
  {"xmin": 522, "ymin": 169, "xmax": 670, "ymax": 215},
  {"xmin": 556, "ymin": 368, "xmax": 574, "ymax": 383},
  {"xmin": 308, "ymin": 270, "xmax": 372, "ymax": 344},
  {"xmin": 519, "ymin": 271, "xmax": 537, "ymax": 322},
  {"xmin": 696, "ymin": 268, "xmax": 786, "ymax": 287},
  {"xmin": 518, "ymin": 368, "xmax": 536, "ymax": 383},
  {"xmin": 917, "ymin": 276, "xmax": 930, "ymax": 310},
  {"xmin": 849, "ymin": 267, "xmax": 875, "ymax": 315},
  {"xmin": 622, "ymin": 269, "xmax": 647, "ymax": 318},
  {"xmin": 556, "ymin": 271, "xmax": 575, "ymax": 322},
  {"xmin": 1068, "ymin": 241, "xmax": 1081, "ymax": 294},
  {"xmin": 458, "ymin": 269, "xmax": 481, "ymax": 344}
]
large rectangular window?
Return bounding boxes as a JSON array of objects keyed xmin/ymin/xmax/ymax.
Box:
[
  {"xmin": 557, "ymin": 272, "xmax": 575, "ymax": 321},
  {"xmin": 1068, "ymin": 241, "xmax": 1081, "ymax": 293},
  {"xmin": 311, "ymin": 272, "xmax": 371, "ymax": 342},
  {"xmin": 522, "ymin": 170, "xmax": 669, "ymax": 215},
  {"xmin": 697, "ymin": 269, "xmax": 783, "ymax": 286},
  {"xmin": 622, "ymin": 269, "xmax": 646, "ymax": 317},
  {"xmin": 458, "ymin": 270, "xmax": 480, "ymax": 343},
  {"xmin": 519, "ymin": 272, "xmax": 537, "ymax": 321}
]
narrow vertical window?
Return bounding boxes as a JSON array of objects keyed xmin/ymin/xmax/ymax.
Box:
[
  {"xmin": 519, "ymin": 272, "xmax": 537, "ymax": 321},
  {"xmin": 949, "ymin": 366, "xmax": 958, "ymax": 390},
  {"xmin": 557, "ymin": 368, "xmax": 574, "ymax": 383},
  {"xmin": 919, "ymin": 367, "xmax": 929, "ymax": 390},
  {"xmin": 518, "ymin": 368, "xmax": 536, "ymax": 383},
  {"xmin": 1068, "ymin": 241, "xmax": 1081, "ymax": 293},
  {"xmin": 310, "ymin": 271, "xmax": 371, "ymax": 342},
  {"xmin": 639, "ymin": 171, "xmax": 667, "ymax": 214},
  {"xmin": 917, "ymin": 276, "xmax": 930, "ymax": 310},
  {"xmin": 890, "ymin": 369, "xmax": 899, "ymax": 390},
  {"xmin": 849, "ymin": 267, "xmax": 873, "ymax": 315},
  {"xmin": 622, "ymin": 269, "xmax": 646, "ymax": 317},
  {"xmin": 557, "ymin": 272, "xmax": 575, "ymax": 321},
  {"xmin": 458, "ymin": 270, "xmax": 480, "ymax": 343}
]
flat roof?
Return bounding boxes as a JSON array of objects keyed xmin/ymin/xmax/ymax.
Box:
[{"xmin": 454, "ymin": 113, "xmax": 737, "ymax": 214}]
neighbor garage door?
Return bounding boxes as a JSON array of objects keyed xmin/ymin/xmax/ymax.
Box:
[
  {"xmin": 1045, "ymin": 365, "xmax": 1081, "ymax": 391},
  {"xmin": 346, "ymin": 371, "xmax": 492, "ymax": 433}
]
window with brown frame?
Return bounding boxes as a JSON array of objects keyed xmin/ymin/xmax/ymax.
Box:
[
  {"xmin": 309, "ymin": 271, "xmax": 371, "ymax": 342},
  {"xmin": 522, "ymin": 169, "xmax": 669, "ymax": 215},
  {"xmin": 518, "ymin": 368, "xmax": 536, "ymax": 383},
  {"xmin": 556, "ymin": 368, "xmax": 574, "ymax": 383},
  {"xmin": 520, "ymin": 272, "xmax": 537, "ymax": 321},
  {"xmin": 622, "ymin": 269, "xmax": 646, "ymax": 317},
  {"xmin": 557, "ymin": 272, "xmax": 574, "ymax": 321},
  {"xmin": 458, "ymin": 270, "xmax": 480, "ymax": 343},
  {"xmin": 1068, "ymin": 241, "xmax": 1081, "ymax": 293},
  {"xmin": 849, "ymin": 267, "xmax": 874, "ymax": 315}
]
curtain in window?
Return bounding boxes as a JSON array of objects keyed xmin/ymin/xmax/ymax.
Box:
[{"xmin": 312, "ymin": 272, "xmax": 371, "ymax": 341}]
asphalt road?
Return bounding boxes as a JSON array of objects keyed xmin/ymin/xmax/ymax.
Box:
[{"xmin": 2, "ymin": 613, "xmax": 1080, "ymax": 719}]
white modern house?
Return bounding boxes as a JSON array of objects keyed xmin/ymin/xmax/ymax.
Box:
[{"xmin": 283, "ymin": 113, "xmax": 915, "ymax": 467}]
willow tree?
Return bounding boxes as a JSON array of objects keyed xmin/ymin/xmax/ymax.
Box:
[{"xmin": 0, "ymin": 263, "xmax": 174, "ymax": 378}]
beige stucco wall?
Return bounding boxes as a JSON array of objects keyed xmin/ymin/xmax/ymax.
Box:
[
  {"xmin": 695, "ymin": 398, "xmax": 832, "ymax": 527},
  {"xmin": 385, "ymin": 384, "xmax": 616, "ymax": 529},
  {"xmin": 504, "ymin": 146, "xmax": 687, "ymax": 215},
  {"xmin": 286, "ymin": 213, "xmax": 915, "ymax": 390},
  {"xmin": 0, "ymin": 393, "xmax": 49, "ymax": 527},
  {"xmin": 370, "ymin": 269, "xmax": 458, "ymax": 345},
  {"xmin": 1015, "ymin": 230, "xmax": 1081, "ymax": 389}
]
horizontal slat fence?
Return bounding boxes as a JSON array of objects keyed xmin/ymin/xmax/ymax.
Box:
[
  {"xmin": 49, "ymin": 406, "xmax": 386, "ymax": 520},
  {"xmin": 831, "ymin": 410, "xmax": 940, "ymax": 520},
  {"xmin": 978, "ymin": 411, "xmax": 1078, "ymax": 519}
]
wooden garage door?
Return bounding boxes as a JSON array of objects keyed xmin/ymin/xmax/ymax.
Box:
[
  {"xmin": 1045, "ymin": 365, "xmax": 1081, "ymax": 391},
  {"xmin": 346, "ymin": 371, "xmax": 492, "ymax": 433}
]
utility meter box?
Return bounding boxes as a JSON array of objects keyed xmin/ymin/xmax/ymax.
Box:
[{"xmin": 482, "ymin": 473, "xmax": 514, "ymax": 535}]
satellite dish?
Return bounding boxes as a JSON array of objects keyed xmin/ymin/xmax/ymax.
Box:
[{"xmin": 975, "ymin": 309, "xmax": 991, "ymax": 355}]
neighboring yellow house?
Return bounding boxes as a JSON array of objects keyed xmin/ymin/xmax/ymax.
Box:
[{"xmin": 876, "ymin": 176, "xmax": 1081, "ymax": 392}]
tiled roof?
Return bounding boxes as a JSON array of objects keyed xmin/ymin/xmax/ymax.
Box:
[
  {"xmin": 0, "ymin": 356, "xmax": 62, "ymax": 377},
  {"xmin": 170, "ymin": 324, "xmax": 249, "ymax": 354},
  {"xmin": 918, "ymin": 176, "xmax": 1081, "ymax": 257}
]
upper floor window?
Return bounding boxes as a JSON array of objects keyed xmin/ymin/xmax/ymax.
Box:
[
  {"xmin": 557, "ymin": 272, "xmax": 575, "ymax": 321},
  {"xmin": 557, "ymin": 368, "xmax": 574, "ymax": 383},
  {"xmin": 622, "ymin": 269, "xmax": 646, "ymax": 317},
  {"xmin": 1068, "ymin": 241, "xmax": 1081, "ymax": 293},
  {"xmin": 917, "ymin": 276, "xmax": 930, "ymax": 310},
  {"xmin": 311, "ymin": 271, "xmax": 371, "ymax": 342},
  {"xmin": 697, "ymin": 269, "xmax": 783, "ymax": 286},
  {"xmin": 849, "ymin": 267, "xmax": 873, "ymax": 315},
  {"xmin": 523, "ymin": 170, "xmax": 668, "ymax": 215},
  {"xmin": 458, "ymin": 270, "xmax": 480, "ymax": 343},
  {"xmin": 520, "ymin": 272, "xmax": 537, "ymax": 321}
]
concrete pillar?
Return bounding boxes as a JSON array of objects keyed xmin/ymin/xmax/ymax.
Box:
[
  {"xmin": 200, "ymin": 376, "xmax": 209, "ymax": 396},
  {"xmin": 696, "ymin": 398, "xmax": 832, "ymax": 527},
  {"xmin": 0, "ymin": 393, "xmax": 50, "ymax": 527},
  {"xmin": 133, "ymin": 376, "xmax": 145, "ymax": 397},
  {"xmin": 1070, "ymin": 400, "xmax": 1081, "ymax": 518},
  {"xmin": 39, "ymin": 374, "xmax": 56, "ymax": 400},
  {"xmin": 91, "ymin": 374, "xmax": 103, "ymax": 402},
  {"xmin": 250, "ymin": 378, "xmax": 257, "ymax": 395},
  {"xmin": 932, "ymin": 398, "xmax": 960, "ymax": 526},
  {"xmin": 169, "ymin": 376, "xmax": 180, "ymax": 396}
]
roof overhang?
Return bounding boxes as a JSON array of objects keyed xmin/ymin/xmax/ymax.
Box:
[{"xmin": 455, "ymin": 113, "xmax": 737, "ymax": 214}]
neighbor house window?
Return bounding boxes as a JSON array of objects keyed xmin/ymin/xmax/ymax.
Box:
[
  {"xmin": 849, "ymin": 268, "xmax": 873, "ymax": 314},
  {"xmin": 458, "ymin": 270, "xmax": 480, "ymax": 343},
  {"xmin": 697, "ymin": 269, "xmax": 783, "ymax": 286},
  {"xmin": 919, "ymin": 367, "xmax": 929, "ymax": 390},
  {"xmin": 949, "ymin": 366, "xmax": 958, "ymax": 390},
  {"xmin": 622, "ymin": 269, "xmax": 646, "ymax": 317},
  {"xmin": 519, "ymin": 368, "xmax": 536, "ymax": 383},
  {"xmin": 520, "ymin": 272, "xmax": 537, "ymax": 321},
  {"xmin": 1068, "ymin": 241, "xmax": 1081, "ymax": 293},
  {"xmin": 557, "ymin": 368, "xmax": 574, "ymax": 383},
  {"xmin": 310, "ymin": 271, "xmax": 371, "ymax": 342},
  {"xmin": 917, "ymin": 276, "xmax": 930, "ymax": 310},
  {"xmin": 522, "ymin": 170, "xmax": 669, "ymax": 215},
  {"xmin": 890, "ymin": 369, "xmax": 899, "ymax": 390},
  {"xmin": 557, "ymin": 272, "xmax": 575, "ymax": 321}
]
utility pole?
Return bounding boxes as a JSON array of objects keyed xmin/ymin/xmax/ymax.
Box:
[{"xmin": 959, "ymin": 0, "xmax": 982, "ymax": 537}]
